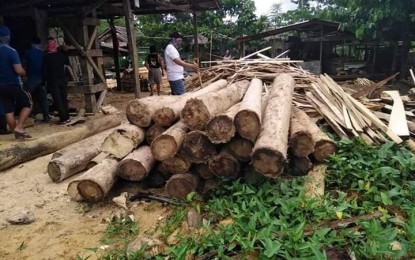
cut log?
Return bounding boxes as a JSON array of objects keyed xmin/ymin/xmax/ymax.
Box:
[
  {"xmin": 181, "ymin": 80, "xmax": 250, "ymax": 130},
  {"xmin": 0, "ymin": 115, "xmax": 121, "ymax": 171},
  {"xmin": 151, "ymin": 121, "xmax": 189, "ymax": 161},
  {"xmin": 70, "ymin": 158, "xmax": 119, "ymax": 202},
  {"xmin": 304, "ymin": 164, "xmax": 326, "ymax": 199},
  {"xmin": 143, "ymin": 163, "xmax": 173, "ymax": 188},
  {"xmin": 224, "ymin": 137, "xmax": 254, "ymax": 162},
  {"xmin": 86, "ymin": 152, "xmax": 109, "ymax": 170},
  {"xmin": 200, "ymin": 178, "xmax": 220, "ymax": 200},
  {"xmin": 153, "ymin": 79, "xmax": 228, "ymax": 126},
  {"xmin": 51, "ymin": 128, "xmax": 115, "ymax": 159},
  {"xmin": 145, "ymin": 124, "xmax": 167, "ymax": 145},
  {"xmin": 180, "ymin": 131, "xmax": 217, "ymax": 163},
  {"xmin": 252, "ymin": 74, "xmax": 295, "ymax": 178},
  {"xmin": 194, "ymin": 163, "xmax": 215, "ymax": 180},
  {"xmin": 67, "ymin": 180, "xmax": 83, "ymax": 202},
  {"xmin": 206, "ymin": 103, "xmax": 240, "ymax": 144},
  {"xmin": 289, "ymin": 107, "xmax": 316, "ymax": 157},
  {"xmin": 126, "ymin": 95, "xmax": 181, "ymax": 127},
  {"xmin": 234, "ymin": 78, "xmax": 264, "ymax": 142},
  {"xmin": 166, "ymin": 173, "xmax": 199, "ymax": 199},
  {"xmin": 101, "ymin": 124, "xmax": 145, "ymax": 159},
  {"xmin": 208, "ymin": 150, "xmax": 240, "ymax": 179},
  {"xmin": 48, "ymin": 145, "xmax": 101, "ymax": 183},
  {"xmin": 161, "ymin": 154, "xmax": 191, "ymax": 174},
  {"xmin": 117, "ymin": 146, "xmax": 156, "ymax": 181},
  {"xmin": 288, "ymin": 155, "xmax": 313, "ymax": 176}
]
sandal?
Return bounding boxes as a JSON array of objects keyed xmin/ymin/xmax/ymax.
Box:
[{"xmin": 14, "ymin": 130, "xmax": 32, "ymax": 140}]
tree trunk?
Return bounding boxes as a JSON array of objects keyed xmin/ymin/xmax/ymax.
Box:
[
  {"xmin": 86, "ymin": 152, "xmax": 109, "ymax": 170},
  {"xmin": 304, "ymin": 164, "xmax": 326, "ymax": 199},
  {"xmin": 48, "ymin": 145, "xmax": 101, "ymax": 183},
  {"xmin": 145, "ymin": 124, "xmax": 167, "ymax": 145},
  {"xmin": 161, "ymin": 154, "xmax": 191, "ymax": 174},
  {"xmin": 126, "ymin": 95, "xmax": 181, "ymax": 127},
  {"xmin": 181, "ymin": 80, "xmax": 250, "ymax": 130},
  {"xmin": 180, "ymin": 130, "xmax": 217, "ymax": 163},
  {"xmin": 151, "ymin": 121, "xmax": 189, "ymax": 161},
  {"xmin": 206, "ymin": 102, "xmax": 240, "ymax": 144},
  {"xmin": 194, "ymin": 163, "xmax": 215, "ymax": 180},
  {"xmin": 0, "ymin": 115, "xmax": 121, "ymax": 171},
  {"xmin": 288, "ymin": 155, "xmax": 313, "ymax": 176},
  {"xmin": 224, "ymin": 137, "xmax": 254, "ymax": 162},
  {"xmin": 252, "ymin": 74, "xmax": 295, "ymax": 178},
  {"xmin": 289, "ymin": 107, "xmax": 315, "ymax": 157},
  {"xmin": 71, "ymin": 158, "xmax": 119, "ymax": 202},
  {"xmin": 208, "ymin": 150, "xmax": 240, "ymax": 179},
  {"xmin": 234, "ymin": 78, "xmax": 264, "ymax": 142},
  {"xmin": 101, "ymin": 124, "xmax": 145, "ymax": 159},
  {"xmin": 117, "ymin": 145, "xmax": 156, "ymax": 181},
  {"xmin": 153, "ymin": 79, "xmax": 228, "ymax": 126},
  {"xmin": 51, "ymin": 128, "xmax": 115, "ymax": 159},
  {"xmin": 166, "ymin": 173, "xmax": 199, "ymax": 199}
]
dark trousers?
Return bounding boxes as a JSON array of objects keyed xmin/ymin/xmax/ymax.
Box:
[
  {"xmin": 30, "ymin": 83, "xmax": 50, "ymax": 121},
  {"xmin": 49, "ymin": 83, "xmax": 69, "ymax": 122}
]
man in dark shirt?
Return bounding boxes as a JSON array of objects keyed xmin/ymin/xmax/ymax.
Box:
[
  {"xmin": 43, "ymin": 37, "xmax": 70, "ymax": 123},
  {"xmin": 0, "ymin": 25, "xmax": 32, "ymax": 139}
]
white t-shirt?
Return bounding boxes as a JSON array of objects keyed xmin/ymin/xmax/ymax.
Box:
[{"xmin": 164, "ymin": 43, "xmax": 184, "ymax": 81}]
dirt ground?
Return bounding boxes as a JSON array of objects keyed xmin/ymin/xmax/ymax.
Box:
[{"xmin": 0, "ymin": 89, "xmax": 171, "ymax": 260}]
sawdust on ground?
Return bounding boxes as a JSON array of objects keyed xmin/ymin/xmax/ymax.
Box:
[{"xmin": 0, "ymin": 89, "xmax": 172, "ymax": 260}]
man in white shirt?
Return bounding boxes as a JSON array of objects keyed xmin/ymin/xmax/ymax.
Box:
[{"xmin": 164, "ymin": 31, "xmax": 199, "ymax": 95}]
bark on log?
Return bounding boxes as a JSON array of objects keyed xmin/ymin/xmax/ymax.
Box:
[
  {"xmin": 194, "ymin": 163, "xmax": 215, "ymax": 180},
  {"xmin": 161, "ymin": 154, "xmax": 191, "ymax": 174},
  {"xmin": 206, "ymin": 103, "xmax": 240, "ymax": 144},
  {"xmin": 252, "ymin": 74, "xmax": 295, "ymax": 178},
  {"xmin": 180, "ymin": 131, "xmax": 217, "ymax": 163},
  {"xmin": 181, "ymin": 80, "xmax": 250, "ymax": 130},
  {"xmin": 224, "ymin": 137, "xmax": 254, "ymax": 162},
  {"xmin": 151, "ymin": 121, "xmax": 189, "ymax": 161},
  {"xmin": 234, "ymin": 78, "xmax": 263, "ymax": 142},
  {"xmin": 304, "ymin": 164, "xmax": 326, "ymax": 199},
  {"xmin": 101, "ymin": 124, "xmax": 145, "ymax": 159},
  {"xmin": 166, "ymin": 173, "xmax": 198, "ymax": 199},
  {"xmin": 86, "ymin": 152, "xmax": 109, "ymax": 170},
  {"xmin": 126, "ymin": 95, "xmax": 181, "ymax": 127},
  {"xmin": 117, "ymin": 145, "xmax": 156, "ymax": 181},
  {"xmin": 153, "ymin": 79, "xmax": 228, "ymax": 126},
  {"xmin": 48, "ymin": 145, "xmax": 101, "ymax": 183},
  {"xmin": 69, "ymin": 158, "xmax": 119, "ymax": 202},
  {"xmin": 0, "ymin": 115, "xmax": 121, "ymax": 171},
  {"xmin": 288, "ymin": 155, "xmax": 313, "ymax": 176},
  {"xmin": 209, "ymin": 150, "xmax": 240, "ymax": 179},
  {"xmin": 289, "ymin": 107, "xmax": 315, "ymax": 157},
  {"xmin": 51, "ymin": 128, "xmax": 115, "ymax": 159},
  {"xmin": 145, "ymin": 124, "xmax": 167, "ymax": 145}
]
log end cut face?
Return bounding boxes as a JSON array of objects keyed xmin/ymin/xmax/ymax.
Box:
[
  {"xmin": 227, "ymin": 138, "xmax": 254, "ymax": 162},
  {"xmin": 47, "ymin": 161, "xmax": 62, "ymax": 183},
  {"xmin": 181, "ymin": 131, "xmax": 217, "ymax": 163},
  {"xmin": 151, "ymin": 135, "xmax": 178, "ymax": 161},
  {"xmin": 313, "ymin": 140, "xmax": 337, "ymax": 162},
  {"xmin": 181, "ymin": 99, "xmax": 210, "ymax": 130},
  {"xmin": 118, "ymin": 159, "xmax": 148, "ymax": 181},
  {"xmin": 126, "ymin": 100, "xmax": 152, "ymax": 127},
  {"xmin": 166, "ymin": 174, "xmax": 198, "ymax": 199},
  {"xmin": 252, "ymin": 148, "xmax": 286, "ymax": 178},
  {"xmin": 291, "ymin": 132, "xmax": 314, "ymax": 157},
  {"xmin": 234, "ymin": 111, "xmax": 261, "ymax": 142},
  {"xmin": 162, "ymin": 155, "xmax": 191, "ymax": 174},
  {"xmin": 102, "ymin": 132, "xmax": 136, "ymax": 159},
  {"xmin": 154, "ymin": 107, "xmax": 176, "ymax": 126},
  {"xmin": 77, "ymin": 180, "xmax": 104, "ymax": 202},
  {"xmin": 209, "ymin": 154, "xmax": 240, "ymax": 179},
  {"xmin": 206, "ymin": 116, "xmax": 235, "ymax": 144}
]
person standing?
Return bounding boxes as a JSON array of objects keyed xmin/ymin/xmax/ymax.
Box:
[
  {"xmin": 145, "ymin": 45, "xmax": 164, "ymax": 96},
  {"xmin": 0, "ymin": 25, "xmax": 33, "ymax": 139},
  {"xmin": 164, "ymin": 32, "xmax": 199, "ymax": 95},
  {"xmin": 25, "ymin": 36, "xmax": 49, "ymax": 122},
  {"xmin": 43, "ymin": 37, "xmax": 70, "ymax": 123}
]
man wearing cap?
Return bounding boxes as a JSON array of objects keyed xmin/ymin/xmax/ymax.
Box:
[
  {"xmin": 0, "ymin": 25, "xmax": 33, "ymax": 139},
  {"xmin": 164, "ymin": 31, "xmax": 199, "ymax": 95}
]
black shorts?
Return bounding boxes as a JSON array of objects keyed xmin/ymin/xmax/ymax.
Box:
[{"xmin": 0, "ymin": 84, "xmax": 32, "ymax": 113}]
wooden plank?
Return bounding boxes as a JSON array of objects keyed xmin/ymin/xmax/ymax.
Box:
[
  {"xmin": 383, "ymin": 91, "xmax": 410, "ymax": 138},
  {"xmin": 87, "ymin": 27, "xmax": 98, "ymax": 50},
  {"xmin": 239, "ymin": 46, "xmax": 272, "ymax": 60}
]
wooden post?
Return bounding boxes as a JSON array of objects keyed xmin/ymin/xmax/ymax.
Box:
[
  {"xmin": 123, "ymin": 0, "xmax": 140, "ymax": 98},
  {"xmin": 193, "ymin": 11, "xmax": 199, "ymax": 59},
  {"xmin": 109, "ymin": 18, "xmax": 122, "ymax": 91}
]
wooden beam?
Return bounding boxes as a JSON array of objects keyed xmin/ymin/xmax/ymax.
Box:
[
  {"xmin": 239, "ymin": 46, "xmax": 272, "ymax": 60},
  {"xmin": 383, "ymin": 91, "xmax": 410, "ymax": 138},
  {"xmin": 82, "ymin": 0, "xmax": 108, "ymax": 17},
  {"xmin": 123, "ymin": 0, "xmax": 140, "ymax": 98}
]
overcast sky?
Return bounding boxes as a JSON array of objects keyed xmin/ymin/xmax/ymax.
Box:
[{"xmin": 253, "ymin": 0, "xmax": 297, "ymax": 17}]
